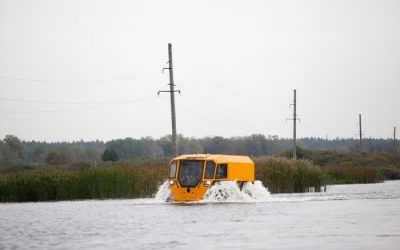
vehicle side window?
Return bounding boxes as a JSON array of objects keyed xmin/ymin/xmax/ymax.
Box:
[
  {"xmin": 169, "ymin": 161, "xmax": 177, "ymax": 178},
  {"xmin": 216, "ymin": 164, "xmax": 227, "ymax": 179},
  {"xmin": 205, "ymin": 161, "xmax": 216, "ymax": 179}
]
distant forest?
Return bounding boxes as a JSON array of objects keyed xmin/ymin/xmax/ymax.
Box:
[{"xmin": 0, "ymin": 134, "xmax": 398, "ymax": 168}]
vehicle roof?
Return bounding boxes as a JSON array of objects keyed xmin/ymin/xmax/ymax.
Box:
[{"xmin": 172, "ymin": 154, "xmax": 254, "ymax": 164}]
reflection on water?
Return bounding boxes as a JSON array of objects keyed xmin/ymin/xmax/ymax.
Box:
[{"xmin": 1, "ymin": 181, "xmax": 400, "ymax": 249}]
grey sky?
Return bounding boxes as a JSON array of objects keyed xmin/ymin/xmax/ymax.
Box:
[{"xmin": 0, "ymin": 0, "xmax": 399, "ymax": 142}]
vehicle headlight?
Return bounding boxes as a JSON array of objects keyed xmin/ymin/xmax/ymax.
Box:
[
  {"xmin": 203, "ymin": 180, "xmax": 211, "ymax": 187},
  {"xmin": 169, "ymin": 180, "xmax": 175, "ymax": 186}
]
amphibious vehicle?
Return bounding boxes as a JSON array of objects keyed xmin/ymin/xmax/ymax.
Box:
[{"xmin": 168, "ymin": 154, "xmax": 254, "ymax": 201}]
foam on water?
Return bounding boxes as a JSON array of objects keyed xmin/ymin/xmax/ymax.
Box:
[{"xmin": 154, "ymin": 180, "xmax": 271, "ymax": 202}]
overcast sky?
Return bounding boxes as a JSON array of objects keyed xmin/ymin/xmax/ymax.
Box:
[{"xmin": 0, "ymin": 0, "xmax": 399, "ymax": 142}]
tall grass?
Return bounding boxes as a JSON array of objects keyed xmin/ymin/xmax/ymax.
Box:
[
  {"xmin": 1, "ymin": 155, "xmax": 388, "ymax": 202},
  {"xmin": 290, "ymin": 148, "xmax": 400, "ymax": 180},
  {"xmin": 0, "ymin": 163, "xmax": 167, "ymax": 202},
  {"xmin": 254, "ymin": 157, "xmax": 327, "ymax": 193},
  {"xmin": 323, "ymin": 166, "xmax": 384, "ymax": 184}
]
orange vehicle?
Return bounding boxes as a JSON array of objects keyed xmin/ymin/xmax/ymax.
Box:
[{"xmin": 168, "ymin": 154, "xmax": 255, "ymax": 201}]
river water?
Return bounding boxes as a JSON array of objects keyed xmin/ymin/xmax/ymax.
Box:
[{"xmin": 1, "ymin": 181, "xmax": 399, "ymax": 250}]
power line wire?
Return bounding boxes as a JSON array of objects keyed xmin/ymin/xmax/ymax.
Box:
[
  {"xmin": 0, "ymin": 96, "xmax": 155, "ymax": 114},
  {"xmin": 175, "ymin": 50, "xmax": 270, "ymax": 106},
  {"xmin": 179, "ymin": 94, "xmax": 271, "ymax": 131},
  {"xmin": 178, "ymin": 104, "xmax": 268, "ymax": 133},
  {"xmin": 0, "ymin": 72, "xmax": 159, "ymax": 84},
  {"xmin": 179, "ymin": 82, "xmax": 267, "ymax": 117},
  {"xmin": 0, "ymin": 97, "xmax": 152, "ymax": 105}
]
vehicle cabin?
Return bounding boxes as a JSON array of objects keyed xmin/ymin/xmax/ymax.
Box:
[{"xmin": 168, "ymin": 154, "xmax": 254, "ymax": 201}]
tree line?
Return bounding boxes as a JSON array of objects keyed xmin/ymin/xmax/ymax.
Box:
[{"xmin": 0, "ymin": 134, "xmax": 398, "ymax": 168}]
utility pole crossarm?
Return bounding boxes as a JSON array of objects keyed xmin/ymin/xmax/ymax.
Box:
[{"xmin": 157, "ymin": 90, "xmax": 181, "ymax": 96}]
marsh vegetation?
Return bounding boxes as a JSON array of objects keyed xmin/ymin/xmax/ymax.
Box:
[{"xmin": 0, "ymin": 134, "xmax": 398, "ymax": 202}]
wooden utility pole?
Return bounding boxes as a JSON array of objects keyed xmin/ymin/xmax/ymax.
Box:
[
  {"xmin": 158, "ymin": 43, "xmax": 180, "ymax": 156},
  {"xmin": 394, "ymin": 126, "xmax": 397, "ymax": 151},
  {"xmin": 293, "ymin": 89, "xmax": 297, "ymax": 160},
  {"xmin": 168, "ymin": 43, "xmax": 178, "ymax": 156},
  {"xmin": 287, "ymin": 89, "xmax": 299, "ymax": 160},
  {"xmin": 359, "ymin": 114, "xmax": 362, "ymax": 152}
]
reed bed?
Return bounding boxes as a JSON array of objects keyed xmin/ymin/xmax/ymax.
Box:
[
  {"xmin": 0, "ymin": 163, "xmax": 167, "ymax": 202},
  {"xmin": 323, "ymin": 166, "xmax": 383, "ymax": 184},
  {"xmin": 0, "ymin": 156, "xmax": 387, "ymax": 202},
  {"xmin": 254, "ymin": 157, "xmax": 327, "ymax": 193}
]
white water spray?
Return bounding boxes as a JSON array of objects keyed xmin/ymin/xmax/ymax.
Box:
[
  {"xmin": 154, "ymin": 181, "xmax": 270, "ymax": 202},
  {"xmin": 154, "ymin": 181, "xmax": 172, "ymax": 202},
  {"xmin": 203, "ymin": 181, "xmax": 270, "ymax": 202},
  {"xmin": 241, "ymin": 181, "xmax": 271, "ymax": 201}
]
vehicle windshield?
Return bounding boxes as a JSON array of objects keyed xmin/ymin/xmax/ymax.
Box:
[{"xmin": 178, "ymin": 160, "xmax": 204, "ymax": 187}]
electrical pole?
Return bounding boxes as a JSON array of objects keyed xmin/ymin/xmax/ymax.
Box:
[
  {"xmin": 293, "ymin": 89, "xmax": 297, "ymax": 160},
  {"xmin": 286, "ymin": 89, "xmax": 300, "ymax": 160},
  {"xmin": 158, "ymin": 43, "xmax": 180, "ymax": 156},
  {"xmin": 359, "ymin": 114, "xmax": 362, "ymax": 152},
  {"xmin": 394, "ymin": 126, "xmax": 397, "ymax": 152},
  {"xmin": 287, "ymin": 90, "xmax": 299, "ymax": 160}
]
